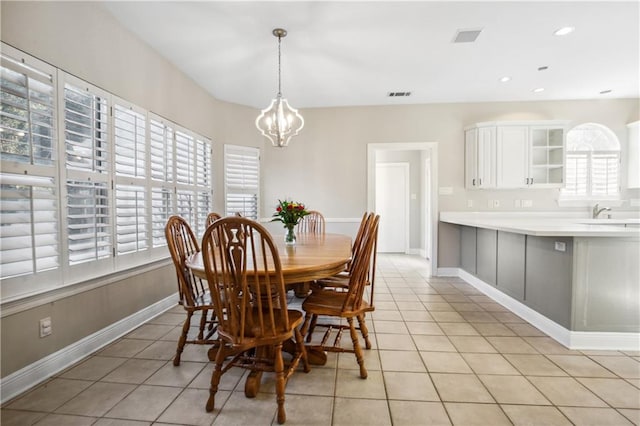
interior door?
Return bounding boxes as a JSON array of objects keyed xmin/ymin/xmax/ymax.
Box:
[{"xmin": 375, "ymin": 163, "xmax": 409, "ymax": 253}]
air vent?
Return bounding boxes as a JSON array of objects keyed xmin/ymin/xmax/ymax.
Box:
[
  {"xmin": 453, "ymin": 29, "xmax": 482, "ymax": 43},
  {"xmin": 388, "ymin": 91, "xmax": 412, "ymax": 97}
]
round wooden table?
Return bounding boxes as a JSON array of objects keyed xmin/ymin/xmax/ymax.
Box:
[{"xmin": 185, "ymin": 232, "xmax": 352, "ymax": 397}]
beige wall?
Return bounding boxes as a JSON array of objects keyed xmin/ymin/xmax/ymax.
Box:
[{"xmin": 2, "ymin": 1, "xmax": 639, "ymax": 377}]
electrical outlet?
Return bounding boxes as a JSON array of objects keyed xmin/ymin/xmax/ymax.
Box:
[
  {"xmin": 39, "ymin": 317, "xmax": 52, "ymax": 338},
  {"xmin": 554, "ymin": 241, "xmax": 566, "ymax": 252},
  {"xmin": 514, "ymin": 200, "xmax": 521, "ymax": 208},
  {"xmin": 467, "ymin": 199, "xmax": 473, "ymax": 208},
  {"xmin": 492, "ymin": 200, "xmax": 500, "ymax": 208},
  {"xmin": 522, "ymin": 199, "xmax": 533, "ymax": 207}
]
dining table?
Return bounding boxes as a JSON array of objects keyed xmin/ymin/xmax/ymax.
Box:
[{"xmin": 185, "ymin": 232, "xmax": 352, "ymax": 397}]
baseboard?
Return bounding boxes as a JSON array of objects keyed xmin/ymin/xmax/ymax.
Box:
[
  {"xmin": 0, "ymin": 293, "xmax": 178, "ymax": 403},
  {"xmin": 407, "ymin": 248, "xmax": 427, "ymax": 257},
  {"xmin": 454, "ymin": 268, "xmax": 640, "ymax": 351},
  {"xmin": 437, "ymin": 267, "xmax": 459, "ymax": 277}
]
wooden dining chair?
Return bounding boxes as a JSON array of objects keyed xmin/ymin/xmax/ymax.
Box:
[
  {"xmin": 306, "ymin": 212, "xmax": 378, "ymax": 345},
  {"xmin": 297, "ymin": 210, "xmax": 325, "ymax": 235},
  {"xmin": 201, "ymin": 216, "xmax": 310, "ymax": 424},
  {"xmin": 206, "ymin": 212, "xmax": 222, "ymax": 227},
  {"xmin": 300, "ymin": 214, "xmax": 379, "ymax": 379},
  {"xmin": 164, "ymin": 215, "xmax": 217, "ymax": 366}
]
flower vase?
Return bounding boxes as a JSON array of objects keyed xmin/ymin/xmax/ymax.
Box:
[{"xmin": 284, "ymin": 225, "xmax": 296, "ymax": 245}]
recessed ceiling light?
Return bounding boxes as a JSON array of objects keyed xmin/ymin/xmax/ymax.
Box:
[
  {"xmin": 554, "ymin": 26, "xmax": 575, "ymax": 36},
  {"xmin": 499, "ymin": 76, "xmax": 511, "ymax": 83},
  {"xmin": 600, "ymin": 89, "xmax": 612, "ymax": 94},
  {"xmin": 532, "ymin": 88, "xmax": 545, "ymax": 93}
]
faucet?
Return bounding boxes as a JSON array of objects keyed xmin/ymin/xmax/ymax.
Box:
[{"xmin": 592, "ymin": 203, "xmax": 611, "ymax": 219}]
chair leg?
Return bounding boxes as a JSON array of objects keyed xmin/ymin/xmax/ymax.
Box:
[
  {"xmin": 305, "ymin": 314, "xmax": 318, "ymax": 343},
  {"xmin": 300, "ymin": 313, "xmax": 312, "ymax": 341},
  {"xmin": 294, "ymin": 328, "xmax": 311, "ymax": 373},
  {"xmin": 174, "ymin": 311, "xmax": 193, "ymax": 366},
  {"xmin": 206, "ymin": 344, "xmax": 225, "ymax": 412},
  {"xmin": 347, "ymin": 317, "xmax": 367, "ymax": 379},
  {"xmin": 197, "ymin": 309, "xmax": 208, "ymax": 340},
  {"xmin": 357, "ymin": 314, "xmax": 372, "ymax": 350},
  {"xmin": 274, "ymin": 343, "xmax": 286, "ymax": 424}
]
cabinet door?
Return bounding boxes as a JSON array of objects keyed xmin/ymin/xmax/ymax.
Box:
[
  {"xmin": 497, "ymin": 126, "xmax": 529, "ymax": 188},
  {"xmin": 465, "ymin": 128, "xmax": 478, "ymax": 189},
  {"xmin": 476, "ymin": 228, "xmax": 497, "ymax": 286},
  {"xmin": 497, "ymin": 231, "xmax": 526, "ymax": 301},
  {"xmin": 477, "ymin": 126, "xmax": 496, "ymax": 188},
  {"xmin": 461, "ymin": 226, "xmax": 477, "ymax": 274}
]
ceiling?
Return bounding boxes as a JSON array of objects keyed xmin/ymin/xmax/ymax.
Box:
[{"xmin": 101, "ymin": 1, "xmax": 639, "ymax": 110}]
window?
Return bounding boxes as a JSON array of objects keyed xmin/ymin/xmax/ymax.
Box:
[
  {"xmin": 224, "ymin": 145, "xmax": 260, "ymax": 219},
  {"xmin": 563, "ymin": 123, "xmax": 621, "ymax": 199},
  {"xmin": 0, "ymin": 44, "xmax": 214, "ymax": 301}
]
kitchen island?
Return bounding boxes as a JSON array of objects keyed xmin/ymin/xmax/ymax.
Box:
[{"xmin": 440, "ymin": 212, "xmax": 640, "ymax": 350}]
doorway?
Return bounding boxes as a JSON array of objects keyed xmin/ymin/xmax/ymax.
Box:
[
  {"xmin": 367, "ymin": 142, "xmax": 438, "ymax": 276},
  {"xmin": 375, "ymin": 163, "xmax": 410, "ymax": 253}
]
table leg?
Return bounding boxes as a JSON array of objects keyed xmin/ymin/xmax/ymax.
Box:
[
  {"xmin": 294, "ymin": 281, "xmax": 310, "ymax": 298},
  {"xmin": 244, "ymin": 371, "xmax": 263, "ymax": 398},
  {"xmin": 306, "ymin": 347, "xmax": 327, "ymax": 365}
]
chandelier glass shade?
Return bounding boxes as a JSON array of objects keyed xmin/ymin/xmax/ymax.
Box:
[{"xmin": 255, "ymin": 28, "xmax": 304, "ymax": 148}]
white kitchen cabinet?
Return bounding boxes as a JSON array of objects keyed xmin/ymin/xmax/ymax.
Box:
[
  {"xmin": 496, "ymin": 126, "xmax": 530, "ymax": 188},
  {"xmin": 529, "ymin": 126, "xmax": 565, "ymax": 186},
  {"xmin": 496, "ymin": 122, "xmax": 567, "ymax": 188},
  {"xmin": 465, "ymin": 125, "xmax": 496, "ymax": 189},
  {"xmin": 628, "ymin": 121, "xmax": 640, "ymax": 189},
  {"xmin": 466, "ymin": 121, "xmax": 567, "ymax": 189}
]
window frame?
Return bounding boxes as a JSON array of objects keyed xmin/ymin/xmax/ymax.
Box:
[{"xmin": 559, "ymin": 123, "xmax": 622, "ymax": 206}]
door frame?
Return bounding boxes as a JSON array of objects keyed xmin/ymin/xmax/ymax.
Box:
[
  {"xmin": 375, "ymin": 162, "xmax": 410, "ymax": 253},
  {"xmin": 367, "ymin": 142, "xmax": 439, "ymax": 277}
]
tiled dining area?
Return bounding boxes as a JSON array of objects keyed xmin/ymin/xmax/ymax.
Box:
[{"xmin": 2, "ymin": 254, "xmax": 639, "ymax": 426}]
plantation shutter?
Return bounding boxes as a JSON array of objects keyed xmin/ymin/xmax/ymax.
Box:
[
  {"xmin": 224, "ymin": 145, "xmax": 259, "ymax": 219},
  {"xmin": 66, "ymin": 180, "xmax": 111, "ymax": 265},
  {"xmin": 1, "ymin": 54, "xmax": 56, "ymax": 166},
  {"xmin": 591, "ymin": 152, "xmax": 619, "ymax": 196},
  {"xmin": 176, "ymin": 190, "xmax": 195, "ymax": 225},
  {"xmin": 0, "ymin": 174, "xmax": 59, "ymax": 278},
  {"xmin": 115, "ymin": 185, "xmax": 147, "ymax": 254},
  {"xmin": 564, "ymin": 152, "xmax": 588, "ymax": 195},
  {"xmin": 63, "ymin": 83, "xmax": 109, "ymax": 173},
  {"xmin": 151, "ymin": 187, "xmax": 173, "ymax": 247},
  {"xmin": 175, "ymin": 130, "xmax": 195, "ymax": 185},
  {"xmin": 114, "ymin": 104, "xmax": 145, "ymax": 177},
  {"xmin": 1, "ymin": 48, "xmax": 59, "ymax": 281},
  {"xmin": 150, "ymin": 118, "xmax": 173, "ymax": 182},
  {"xmin": 63, "ymin": 78, "xmax": 111, "ymax": 266}
]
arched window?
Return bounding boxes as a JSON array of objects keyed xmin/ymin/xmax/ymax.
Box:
[{"xmin": 563, "ymin": 123, "xmax": 620, "ymax": 198}]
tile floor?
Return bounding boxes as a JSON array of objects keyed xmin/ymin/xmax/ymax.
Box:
[{"xmin": 2, "ymin": 254, "xmax": 640, "ymax": 425}]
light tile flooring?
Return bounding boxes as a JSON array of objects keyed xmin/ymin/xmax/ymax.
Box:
[{"xmin": 3, "ymin": 254, "xmax": 640, "ymax": 425}]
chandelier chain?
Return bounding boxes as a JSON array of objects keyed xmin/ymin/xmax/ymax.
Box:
[{"xmin": 277, "ymin": 33, "xmax": 282, "ymax": 96}]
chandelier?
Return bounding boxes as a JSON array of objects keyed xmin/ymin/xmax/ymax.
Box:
[{"xmin": 255, "ymin": 28, "xmax": 304, "ymax": 148}]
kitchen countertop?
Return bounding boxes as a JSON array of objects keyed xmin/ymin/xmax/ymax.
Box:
[{"xmin": 440, "ymin": 212, "xmax": 640, "ymax": 237}]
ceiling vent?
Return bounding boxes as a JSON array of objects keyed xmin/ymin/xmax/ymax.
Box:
[
  {"xmin": 453, "ymin": 29, "xmax": 482, "ymax": 43},
  {"xmin": 388, "ymin": 91, "xmax": 412, "ymax": 97}
]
